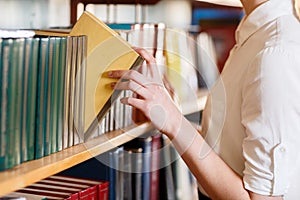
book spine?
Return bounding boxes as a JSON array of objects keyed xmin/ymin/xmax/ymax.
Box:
[
  {"xmin": 73, "ymin": 36, "xmax": 80, "ymax": 145},
  {"xmin": 150, "ymin": 133, "xmax": 162, "ymax": 200},
  {"xmin": 69, "ymin": 36, "xmax": 77, "ymax": 147},
  {"xmin": 98, "ymin": 181, "xmax": 109, "ymax": 200},
  {"xmin": 7, "ymin": 39, "xmax": 23, "ymax": 168},
  {"xmin": 44, "ymin": 37, "xmax": 55, "ymax": 156},
  {"xmin": 78, "ymin": 35, "xmax": 86, "ymax": 142},
  {"xmin": 27, "ymin": 38, "xmax": 40, "ymax": 160},
  {"xmin": 73, "ymin": 35, "xmax": 86, "ymax": 144},
  {"xmin": 0, "ymin": 38, "xmax": 3, "ymax": 170},
  {"xmin": 21, "ymin": 38, "xmax": 31, "ymax": 163},
  {"xmin": 17, "ymin": 188, "xmax": 74, "ymax": 199},
  {"xmin": 160, "ymin": 136, "xmax": 176, "ymax": 199},
  {"xmin": 116, "ymin": 148, "xmax": 124, "ymax": 200},
  {"xmin": 0, "ymin": 39, "xmax": 11, "ymax": 171},
  {"xmin": 108, "ymin": 150, "xmax": 116, "ymax": 200},
  {"xmin": 122, "ymin": 149, "xmax": 132, "ymax": 200},
  {"xmin": 16, "ymin": 38, "xmax": 25, "ymax": 167},
  {"xmin": 35, "ymin": 37, "xmax": 50, "ymax": 159},
  {"xmin": 86, "ymin": 185, "xmax": 97, "ymax": 200},
  {"xmin": 142, "ymin": 137, "xmax": 152, "ymax": 200},
  {"xmin": 50, "ymin": 37, "xmax": 60, "ymax": 154},
  {"xmin": 56, "ymin": 37, "xmax": 67, "ymax": 152},
  {"xmin": 62, "ymin": 37, "xmax": 72, "ymax": 149}
]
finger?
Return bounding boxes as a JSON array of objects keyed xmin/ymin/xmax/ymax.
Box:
[
  {"xmin": 120, "ymin": 97, "xmax": 147, "ymax": 115},
  {"xmin": 108, "ymin": 70, "xmax": 152, "ymax": 88},
  {"xmin": 148, "ymin": 63, "xmax": 163, "ymax": 84},
  {"xmin": 133, "ymin": 47, "xmax": 156, "ymax": 64},
  {"xmin": 113, "ymin": 80, "xmax": 150, "ymax": 99},
  {"xmin": 107, "ymin": 70, "xmax": 130, "ymax": 79}
]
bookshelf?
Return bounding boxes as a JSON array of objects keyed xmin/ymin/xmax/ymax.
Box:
[
  {"xmin": 0, "ymin": 90, "xmax": 207, "ymax": 196},
  {"xmin": 70, "ymin": 0, "xmax": 161, "ymax": 25}
]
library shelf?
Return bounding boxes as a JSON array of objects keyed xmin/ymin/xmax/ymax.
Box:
[
  {"xmin": 181, "ymin": 89, "xmax": 208, "ymax": 115},
  {"xmin": 0, "ymin": 89, "xmax": 208, "ymax": 196}
]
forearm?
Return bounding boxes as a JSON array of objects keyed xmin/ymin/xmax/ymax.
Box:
[
  {"xmin": 169, "ymin": 117, "xmax": 250, "ymax": 200},
  {"xmin": 107, "ymin": 48, "xmax": 284, "ymax": 200}
]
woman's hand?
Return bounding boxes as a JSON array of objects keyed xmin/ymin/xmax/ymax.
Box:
[{"xmin": 107, "ymin": 48, "xmax": 183, "ymax": 138}]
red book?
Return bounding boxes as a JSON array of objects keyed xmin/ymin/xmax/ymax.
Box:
[
  {"xmin": 16, "ymin": 188, "xmax": 79, "ymax": 200},
  {"xmin": 36, "ymin": 179, "xmax": 95, "ymax": 199},
  {"xmin": 150, "ymin": 133, "xmax": 162, "ymax": 200},
  {"xmin": 47, "ymin": 175, "xmax": 109, "ymax": 200},
  {"xmin": 98, "ymin": 181, "xmax": 109, "ymax": 200}
]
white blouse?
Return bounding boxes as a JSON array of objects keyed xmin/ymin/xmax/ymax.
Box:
[{"xmin": 201, "ymin": 0, "xmax": 300, "ymax": 198}]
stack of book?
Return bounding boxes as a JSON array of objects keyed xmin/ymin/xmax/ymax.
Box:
[
  {"xmin": 0, "ymin": 30, "xmax": 87, "ymax": 171},
  {"xmin": 2, "ymin": 175, "xmax": 109, "ymax": 200}
]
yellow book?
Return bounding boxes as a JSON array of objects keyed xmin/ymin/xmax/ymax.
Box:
[
  {"xmin": 35, "ymin": 12, "xmax": 144, "ymax": 139},
  {"xmin": 72, "ymin": 12, "xmax": 143, "ymax": 138}
]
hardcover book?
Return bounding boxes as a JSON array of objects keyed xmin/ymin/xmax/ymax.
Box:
[{"xmin": 69, "ymin": 11, "xmax": 144, "ymax": 139}]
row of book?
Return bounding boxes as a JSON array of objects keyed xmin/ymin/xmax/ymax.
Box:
[
  {"xmin": 1, "ymin": 175, "xmax": 109, "ymax": 200},
  {"xmin": 60, "ymin": 131, "xmax": 198, "ymax": 200},
  {"xmin": 0, "ymin": 12, "xmax": 146, "ymax": 172},
  {"xmin": 0, "ymin": 132, "xmax": 198, "ymax": 200},
  {"xmin": 0, "ymin": 31, "xmax": 87, "ymax": 171},
  {"xmin": 0, "ymin": 13, "xmax": 147, "ymax": 173}
]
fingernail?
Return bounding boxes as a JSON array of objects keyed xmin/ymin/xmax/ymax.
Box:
[
  {"xmin": 107, "ymin": 71, "xmax": 113, "ymax": 77},
  {"xmin": 111, "ymin": 82, "xmax": 116, "ymax": 88}
]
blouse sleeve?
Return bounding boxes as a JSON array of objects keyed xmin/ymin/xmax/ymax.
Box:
[{"xmin": 241, "ymin": 46, "xmax": 300, "ymax": 196}]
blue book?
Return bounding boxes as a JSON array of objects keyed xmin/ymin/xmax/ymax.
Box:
[
  {"xmin": 124, "ymin": 136, "xmax": 152, "ymax": 200},
  {"xmin": 106, "ymin": 23, "xmax": 133, "ymax": 31}
]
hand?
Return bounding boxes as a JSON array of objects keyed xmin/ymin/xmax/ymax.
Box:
[{"xmin": 107, "ymin": 48, "xmax": 183, "ymax": 138}]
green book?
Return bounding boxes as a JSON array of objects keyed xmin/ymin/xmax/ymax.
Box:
[
  {"xmin": 0, "ymin": 38, "xmax": 2, "ymax": 169},
  {"xmin": 6, "ymin": 39, "xmax": 22, "ymax": 169},
  {"xmin": 21, "ymin": 38, "xmax": 31, "ymax": 163},
  {"xmin": 44, "ymin": 37, "xmax": 56, "ymax": 156},
  {"xmin": 27, "ymin": 38, "xmax": 39, "ymax": 161},
  {"xmin": 35, "ymin": 37, "xmax": 50, "ymax": 159},
  {"xmin": 20, "ymin": 38, "xmax": 32, "ymax": 163},
  {"xmin": 15, "ymin": 38, "xmax": 25, "ymax": 167},
  {"xmin": 21, "ymin": 38, "xmax": 39, "ymax": 162},
  {"xmin": 49, "ymin": 37, "xmax": 59, "ymax": 154},
  {"xmin": 56, "ymin": 37, "xmax": 67, "ymax": 152},
  {"xmin": 0, "ymin": 38, "xmax": 7, "ymax": 171},
  {"xmin": 0, "ymin": 39, "xmax": 12, "ymax": 171}
]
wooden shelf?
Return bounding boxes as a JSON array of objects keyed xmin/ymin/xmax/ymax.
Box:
[
  {"xmin": 0, "ymin": 89, "xmax": 207, "ymax": 196},
  {"xmin": 181, "ymin": 89, "xmax": 208, "ymax": 115},
  {"xmin": 0, "ymin": 122, "xmax": 153, "ymax": 196}
]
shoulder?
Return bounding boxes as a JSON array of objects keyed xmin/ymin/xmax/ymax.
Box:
[
  {"xmin": 242, "ymin": 44, "xmax": 300, "ymax": 102},
  {"xmin": 247, "ymin": 41, "xmax": 300, "ymax": 79}
]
